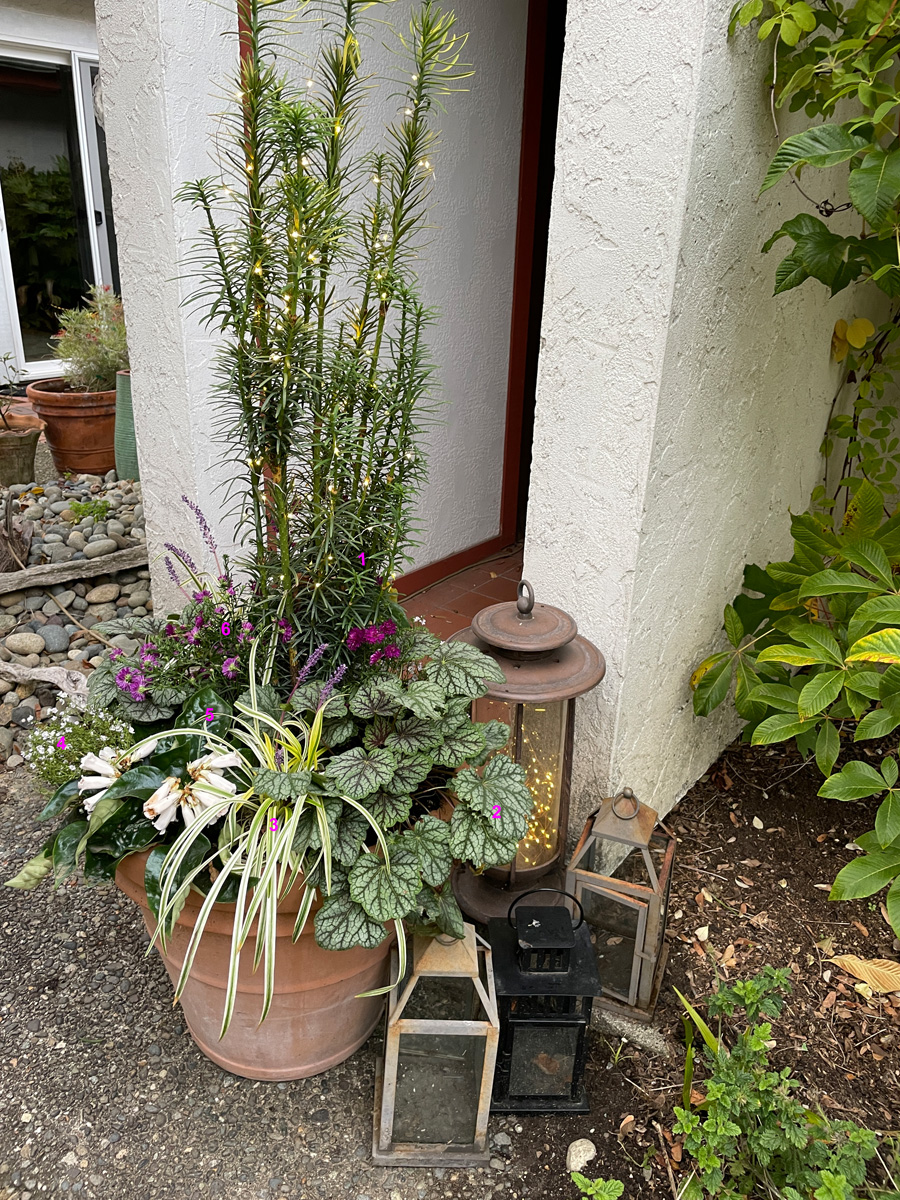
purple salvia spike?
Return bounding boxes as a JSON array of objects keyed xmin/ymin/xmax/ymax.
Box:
[
  {"xmin": 318, "ymin": 663, "xmax": 347, "ymax": 707},
  {"xmin": 181, "ymin": 494, "xmax": 218, "ymax": 556},
  {"xmin": 164, "ymin": 543, "xmax": 199, "ymax": 576}
]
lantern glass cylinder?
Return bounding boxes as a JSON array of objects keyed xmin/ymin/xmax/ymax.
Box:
[{"xmin": 472, "ymin": 696, "xmax": 570, "ymax": 873}]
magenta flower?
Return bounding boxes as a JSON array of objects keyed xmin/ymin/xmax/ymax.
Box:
[
  {"xmin": 164, "ymin": 623, "xmax": 178, "ymax": 637},
  {"xmin": 378, "ymin": 619, "xmax": 397, "ymax": 639},
  {"xmin": 192, "ymin": 589, "xmax": 211, "ymax": 602},
  {"xmin": 222, "ymin": 657, "xmax": 239, "ymax": 679},
  {"xmin": 185, "ymin": 630, "xmax": 200, "ymax": 645},
  {"xmin": 346, "ymin": 627, "xmax": 366, "ymax": 651},
  {"xmin": 363, "ymin": 625, "xmax": 384, "ymax": 645},
  {"xmin": 369, "ymin": 649, "xmax": 383, "ymax": 665},
  {"xmin": 108, "ymin": 647, "xmax": 124, "ymax": 662},
  {"xmin": 382, "ymin": 644, "xmax": 401, "ymax": 659},
  {"xmin": 238, "ymin": 621, "xmax": 254, "ymax": 645}
]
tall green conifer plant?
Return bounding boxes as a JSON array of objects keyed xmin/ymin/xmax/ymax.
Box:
[{"xmin": 179, "ymin": 0, "xmax": 470, "ymax": 669}]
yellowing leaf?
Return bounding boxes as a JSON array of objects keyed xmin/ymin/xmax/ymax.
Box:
[
  {"xmin": 846, "ymin": 317, "xmax": 875, "ymax": 348},
  {"xmin": 829, "ymin": 954, "xmax": 900, "ymax": 993},
  {"xmin": 834, "ymin": 319, "xmax": 848, "ymax": 339},
  {"xmin": 690, "ymin": 654, "xmax": 725, "ymax": 691}
]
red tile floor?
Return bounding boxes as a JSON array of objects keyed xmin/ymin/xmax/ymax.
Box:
[{"xmin": 400, "ymin": 543, "xmax": 524, "ymax": 636}]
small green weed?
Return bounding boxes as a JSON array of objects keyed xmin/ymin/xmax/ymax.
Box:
[
  {"xmin": 69, "ymin": 498, "xmax": 110, "ymax": 521},
  {"xmin": 570, "ymin": 1175, "xmax": 624, "ymax": 1199}
]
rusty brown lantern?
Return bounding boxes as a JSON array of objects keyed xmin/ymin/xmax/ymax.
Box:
[
  {"xmin": 565, "ymin": 787, "xmax": 676, "ymax": 1021},
  {"xmin": 450, "ymin": 580, "xmax": 605, "ymax": 923}
]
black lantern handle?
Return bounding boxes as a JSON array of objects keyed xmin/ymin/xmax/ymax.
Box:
[
  {"xmin": 506, "ymin": 888, "xmax": 585, "ymax": 930},
  {"xmin": 612, "ymin": 786, "xmax": 640, "ymax": 819}
]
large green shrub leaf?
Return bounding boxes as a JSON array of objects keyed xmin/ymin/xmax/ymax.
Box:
[
  {"xmin": 798, "ymin": 670, "xmax": 845, "ymax": 718},
  {"xmin": 349, "ymin": 847, "xmax": 421, "ymax": 921},
  {"xmin": 815, "ymin": 721, "xmax": 840, "ymax": 776},
  {"xmin": 448, "ymin": 805, "xmax": 520, "ymax": 867},
  {"xmin": 818, "ymin": 760, "xmax": 886, "ymax": 800},
  {"xmin": 181, "ymin": 687, "xmax": 232, "ymax": 738},
  {"xmin": 405, "ymin": 816, "xmax": 453, "ymax": 887},
  {"xmin": 38, "ymin": 777, "xmax": 81, "ymax": 821},
  {"xmin": 840, "ymin": 538, "xmax": 895, "ymax": 590},
  {"xmin": 848, "ymin": 595, "xmax": 900, "ymax": 643},
  {"xmin": 53, "ymin": 820, "xmax": 89, "ymax": 884},
  {"xmin": 349, "ymin": 678, "xmax": 403, "ymax": 720},
  {"xmin": 750, "ymin": 714, "xmax": 813, "ymax": 745},
  {"xmin": 747, "ymin": 683, "xmax": 801, "ymax": 712},
  {"xmin": 313, "ymin": 892, "xmax": 387, "ymax": 951},
  {"xmin": 761, "ymin": 125, "xmax": 869, "ymax": 193},
  {"xmin": 830, "ymin": 850, "xmax": 900, "ymax": 900},
  {"xmin": 100, "ymin": 765, "xmax": 170, "ymax": 805},
  {"xmin": 692, "ymin": 653, "xmax": 732, "ymax": 715},
  {"xmin": 424, "ymin": 640, "xmax": 506, "ymax": 698},
  {"xmin": 876, "ymin": 791, "xmax": 900, "ymax": 848},
  {"xmin": 854, "ymin": 704, "xmax": 900, "ymax": 741},
  {"xmin": 887, "ymin": 876, "xmax": 900, "ymax": 936},
  {"xmin": 756, "ymin": 644, "xmax": 833, "ymax": 667},
  {"xmin": 326, "ymin": 747, "xmax": 396, "ymax": 799},
  {"xmin": 847, "ymin": 628, "xmax": 900, "ymax": 664},
  {"xmin": 848, "ymin": 148, "xmax": 900, "ymax": 230}
]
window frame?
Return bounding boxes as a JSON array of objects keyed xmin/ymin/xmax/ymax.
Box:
[{"xmin": 0, "ymin": 35, "xmax": 114, "ymax": 381}]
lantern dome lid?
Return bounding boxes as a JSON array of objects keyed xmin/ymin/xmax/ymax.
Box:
[{"xmin": 450, "ymin": 580, "xmax": 605, "ymax": 703}]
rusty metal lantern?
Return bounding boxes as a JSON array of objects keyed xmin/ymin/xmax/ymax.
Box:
[
  {"xmin": 372, "ymin": 924, "xmax": 500, "ymax": 1167},
  {"xmin": 451, "ymin": 580, "xmax": 605, "ymax": 923},
  {"xmin": 565, "ymin": 787, "xmax": 676, "ymax": 1021}
]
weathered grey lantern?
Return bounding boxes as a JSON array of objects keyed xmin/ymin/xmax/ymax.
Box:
[
  {"xmin": 451, "ymin": 581, "xmax": 606, "ymax": 923},
  {"xmin": 372, "ymin": 924, "xmax": 499, "ymax": 1167},
  {"xmin": 565, "ymin": 787, "xmax": 675, "ymax": 1020}
]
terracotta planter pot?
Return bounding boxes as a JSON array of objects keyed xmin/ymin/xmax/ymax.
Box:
[
  {"xmin": 0, "ymin": 425, "xmax": 44, "ymax": 488},
  {"xmin": 2, "ymin": 405, "xmax": 44, "ymax": 432},
  {"xmin": 25, "ymin": 377, "xmax": 116, "ymax": 475},
  {"xmin": 115, "ymin": 850, "xmax": 391, "ymax": 1081}
]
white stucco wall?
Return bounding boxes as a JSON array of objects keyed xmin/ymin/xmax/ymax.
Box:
[
  {"xmin": 525, "ymin": 0, "xmax": 879, "ymax": 832},
  {"xmin": 94, "ymin": 0, "xmax": 526, "ymax": 604}
]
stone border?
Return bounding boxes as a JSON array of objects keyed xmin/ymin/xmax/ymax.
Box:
[{"xmin": 0, "ymin": 545, "xmax": 148, "ymax": 597}]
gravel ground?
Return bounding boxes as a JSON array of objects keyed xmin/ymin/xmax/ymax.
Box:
[{"xmin": 0, "ymin": 769, "xmax": 569, "ymax": 1200}]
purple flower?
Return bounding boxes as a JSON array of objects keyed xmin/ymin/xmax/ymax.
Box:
[
  {"xmin": 277, "ymin": 617, "xmax": 293, "ymax": 646},
  {"xmin": 378, "ymin": 619, "xmax": 397, "ymax": 639},
  {"xmin": 363, "ymin": 625, "xmax": 384, "ymax": 645},
  {"xmin": 319, "ymin": 663, "xmax": 347, "ymax": 706},
  {"xmin": 193, "ymin": 613, "xmax": 205, "ymax": 629},
  {"xmin": 164, "ymin": 623, "xmax": 178, "ymax": 637},
  {"xmin": 222, "ymin": 657, "xmax": 239, "ymax": 679},
  {"xmin": 108, "ymin": 647, "xmax": 124, "ymax": 662},
  {"xmin": 164, "ymin": 543, "xmax": 199, "ymax": 576},
  {"xmin": 165, "ymin": 556, "xmax": 181, "ymax": 587},
  {"xmin": 369, "ymin": 650, "xmax": 383, "ymax": 666},
  {"xmin": 181, "ymin": 495, "xmax": 218, "ymax": 557},
  {"xmin": 382, "ymin": 644, "xmax": 401, "ymax": 660},
  {"xmin": 238, "ymin": 621, "xmax": 254, "ymax": 645},
  {"xmin": 139, "ymin": 642, "xmax": 159, "ymax": 666},
  {"xmin": 192, "ymin": 589, "xmax": 211, "ymax": 602},
  {"xmin": 296, "ymin": 642, "xmax": 328, "ymax": 684},
  {"xmin": 114, "ymin": 666, "xmax": 149, "ymax": 702},
  {"xmin": 185, "ymin": 630, "xmax": 200, "ymax": 645},
  {"xmin": 346, "ymin": 627, "xmax": 366, "ymax": 651}
]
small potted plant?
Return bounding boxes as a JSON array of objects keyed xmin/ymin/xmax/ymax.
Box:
[
  {"xmin": 0, "ymin": 352, "xmax": 44, "ymax": 487},
  {"xmin": 26, "ymin": 284, "xmax": 128, "ymax": 475}
]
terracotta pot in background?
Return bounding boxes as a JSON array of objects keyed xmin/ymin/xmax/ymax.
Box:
[
  {"xmin": 0, "ymin": 425, "xmax": 44, "ymax": 488},
  {"xmin": 25, "ymin": 377, "xmax": 116, "ymax": 475},
  {"xmin": 115, "ymin": 850, "xmax": 392, "ymax": 1081}
]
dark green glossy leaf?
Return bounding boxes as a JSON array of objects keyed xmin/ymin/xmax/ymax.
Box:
[
  {"xmin": 53, "ymin": 820, "xmax": 89, "ymax": 885},
  {"xmin": 38, "ymin": 777, "xmax": 81, "ymax": 821},
  {"xmin": 181, "ymin": 687, "xmax": 232, "ymax": 739}
]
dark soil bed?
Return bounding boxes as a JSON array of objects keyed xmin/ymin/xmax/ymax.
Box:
[{"xmin": 0, "ymin": 737, "xmax": 898, "ymax": 1200}]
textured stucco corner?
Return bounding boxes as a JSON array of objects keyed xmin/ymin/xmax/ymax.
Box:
[
  {"xmin": 525, "ymin": 0, "xmax": 880, "ymax": 833},
  {"xmin": 93, "ymin": 0, "xmax": 236, "ymax": 610}
]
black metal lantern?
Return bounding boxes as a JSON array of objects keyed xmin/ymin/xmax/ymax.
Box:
[
  {"xmin": 488, "ymin": 890, "xmax": 601, "ymax": 1114},
  {"xmin": 451, "ymin": 580, "xmax": 606, "ymax": 922},
  {"xmin": 565, "ymin": 787, "xmax": 676, "ymax": 1021}
]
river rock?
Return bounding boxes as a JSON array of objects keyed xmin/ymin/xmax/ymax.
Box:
[
  {"xmin": 126, "ymin": 591, "xmax": 151, "ymax": 608},
  {"xmin": 86, "ymin": 584, "xmax": 120, "ymax": 604},
  {"xmin": 110, "ymin": 635, "xmax": 139, "ymax": 655},
  {"xmin": 39, "ymin": 626, "xmax": 71, "ymax": 654},
  {"xmin": 5, "ymin": 632, "xmax": 46, "ymax": 656},
  {"xmin": 67, "ymin": 531, "xmax": 86, "ymax": 551},
  {"xmin": 49, "ymin": 545, "xmax": 77, "ymax": 564},
  {"xmin": 566, "ymin": 1140, "xmax": 596, "ymax": 1174},
  {"xmin": 84, "ymin": 539, "xmax": 118, "ymax": 559}
]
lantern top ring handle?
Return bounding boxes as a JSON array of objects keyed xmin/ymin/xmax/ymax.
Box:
[
  {"xmin": 612, "ymin": 786, "xmax": 640, "ymax": 820},
  {"xmin": 506, "ymin": 888, "xmax": 584, "ymax": 929},
  {"xmin": 516, "ymin": 579, "xmax": 535, "ymax": 620}
]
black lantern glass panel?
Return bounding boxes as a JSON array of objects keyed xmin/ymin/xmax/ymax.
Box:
[{"xmin": 488, "ymin": 890, "xmax": 601, "ymax": 1115}]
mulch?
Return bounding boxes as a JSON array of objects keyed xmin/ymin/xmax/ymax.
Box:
[{"xmin": 505, "ymin": 733, "xmax": 900, "ymax": 1198}]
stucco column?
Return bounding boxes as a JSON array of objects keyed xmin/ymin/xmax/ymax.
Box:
[
  {"xmin": 94, "ymin": 0, "xmax": 237, "ymax": 608},
  {"xmin": 525, "ymin": 0, "xmax": 872, "ymax": 830}
]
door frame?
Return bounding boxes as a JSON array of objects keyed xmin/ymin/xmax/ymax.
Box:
[
  {"xmin": 396, "ymin": 0, "xmax": 553, "ymax": 597},
  {"xmin": 0, "ymin": 37, "xmax": 113, "ymax": 379}
]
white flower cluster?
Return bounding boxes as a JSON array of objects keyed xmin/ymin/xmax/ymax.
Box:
[
  {"xmin": 23, "ymin": 692, "xmax": 134, "ymax": 784},
  {"xmin": 77, "ymin": 741, "xmax": 158, "ymax": 814},
  {"xmin": 142, "ymin": 752, "xmax": 242, "ymax": 832}
]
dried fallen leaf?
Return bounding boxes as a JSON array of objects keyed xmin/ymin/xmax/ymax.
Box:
[
  {"xmin": 830, "ymin": 955, "xmax": 900, "ymax": 994},
  {"xmin": 740, "ymin": 859, "xmax": 761, "ymax": 868},
  {"xmin": 619, "ymin": 1114, "xmax": 636, "ymax": 1137},
  {"xmin": 778, "ymin": 879, "xmax": 788, "ymax": 888},
  {"xmin": 752, "ymin": 817, "xmax": 764, "ymax": 830},
  {"xmin": 820, "ymin": 990, "xmax": 837, "ymax": 1013},
  {"xmin": 689, "ymin": 1088, "xmax": 706, "ymax": 1105},
  {"xmin": 720, "ymin": 943, "xmax": 737, "ymax": 969},
  {"xmin": 852, "ymin": 920, "xmax": 869, "ymax": 939},
  {"xmin": 813, "ymin": 883, "xmax": 832, "ymax": 891},
  {"xmin": 695, "ymin": 926, "xmax": 710, "ymax": 942},
  {"xmin": 855, "ymin": 981, "xmax": 875, "ymax": 1000},
  {"xmin": 670, "ymin": 1144, "xmax": 683, "ymax": 1163},
  {"xmin": 607, "ymin": 936, "xmax": 623, "ymax": 946}
]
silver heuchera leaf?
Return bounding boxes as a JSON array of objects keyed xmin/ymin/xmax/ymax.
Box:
[
  {"xmin": 424, "ymin": 640, "xmax": 506, "ymax": 699},
  {"xmin": 384, "ymin": 717, "xmax": 443, "ymax": 755},
  {"xmin": 333, "ymin": 809, "xmax": 370, "ymax": 867},
  {"xmin": 467, "ymin": 720, "xmax": 511, "ymax": 767},
  {"xmin": 362, "ymin": 790, "xmax": 413, "ymax": 828},
  {"xmin": 325, "ymin": 747, "xmax": 397, "ymax": 800},
  {"xmin": 349, "ymin": 678, "xmax": 404, "ymax": 720},
  {"xmin": 313, "ymin": 892, "xmax": 388, "ymax": 950},
  {"xmin": 349, "ymin": 847, "xmax": 421, "ymax": 922},
  {"xmin": 386, "ymin": 753, "xmax": 432, "ymax": 795},
  {"xmin": 401, "ymin": 680, "xmax": 446, "ymax": 720},
  {"xmin": 405, "ymin": 816, "xmax": 453, "ymax": 887},
  {"xmin": 432, "ymin": 722, "xmax": 487, "ymax": 768},
  {"xmin": 253, "ymin": 769, "xmax": 313, "ymax": 801},
  {"xmin": 452, "ymin": 754, "xmax": 532, "ymax": 841},
  {"xmin": 448, "ymin": 805, "xmax": 520, "ymax": 868}
]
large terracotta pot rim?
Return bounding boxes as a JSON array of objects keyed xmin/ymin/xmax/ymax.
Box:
[{"xmin": 26, "ymin": 377, "xmax": 116, "ymax": 402}]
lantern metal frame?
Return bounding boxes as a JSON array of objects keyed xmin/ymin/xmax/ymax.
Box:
[
  {"xmin": 488, "ymin": 890, "xmax": 601, "ymax": 1115},
  {"xmin": 565, "ymin": 787, "xmax": 675, "ymax": 1021},
  {"xmin": 372, "ymin": 924, "xmax": 499, "ymax": 1167},
  {"xmin": 451, "ymin": 580, "xmax": 606, "ymax": 922}
]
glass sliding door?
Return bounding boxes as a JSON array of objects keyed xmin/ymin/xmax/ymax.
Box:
[{"xmin": 0, "ymin": 47, "xmax": 118, "ymax": 376}]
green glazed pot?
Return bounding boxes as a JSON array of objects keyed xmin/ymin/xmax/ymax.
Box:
[{"xmin": 114, "ymin": 370, "xmax": 140, "ymax": 481}]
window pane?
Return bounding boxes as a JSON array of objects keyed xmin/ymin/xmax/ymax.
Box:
[
  {"xmin": 392, "ymin": 1033, "xmax": 485, "ymax": 1144},
  {"xmin": 508, "ymin": 1022, "xmax": 579, "ymax": 1097},
  {"xmin": 0, "ymin": 58, "xmax": 93, "ymax": 361}
]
